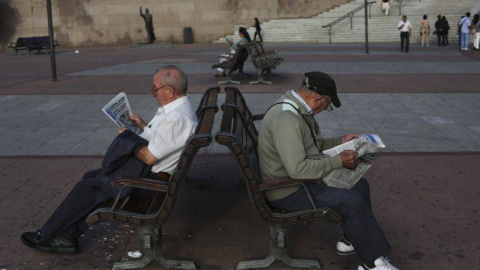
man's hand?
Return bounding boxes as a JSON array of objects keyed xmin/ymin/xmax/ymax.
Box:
[
  {"xmin": 129, "ymin": 113, "xmax": 147, "ymax": 130},
  {"xmin": 339, "ymin": 150, "xmax": 358, "ymax": 169},
  {"xmin": 341, "ymin": 133, "xmax": 360, "ymax": 143},
  {"xmin": 117, "ymin": 127, "xmax": 128, "ymax": 135}
]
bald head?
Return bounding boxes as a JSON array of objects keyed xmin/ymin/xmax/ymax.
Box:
[{"xmin": 153, "ymin": 65, "xmax": 188, "ymax": 96}]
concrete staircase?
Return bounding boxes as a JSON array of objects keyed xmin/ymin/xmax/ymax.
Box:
[{"xmin": 215, "ymin": 0, "xmax": 478, "ymax": 44}]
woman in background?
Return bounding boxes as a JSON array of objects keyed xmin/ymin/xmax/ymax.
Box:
[
  {"xmin": 254, "ymin": 18, "xmax": 263, "ymax": 42},
  {"xmin": 473, "ymin": 14, "xmax": 480, "ymax": 50},
  {"xmin": 215, "ymin": 27, "xmax": 251, "ymax": 77}
]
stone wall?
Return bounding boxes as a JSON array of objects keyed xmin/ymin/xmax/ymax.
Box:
[{"xmin": 0, "ymin": 0, "xmax": 352, "ymax": 49}]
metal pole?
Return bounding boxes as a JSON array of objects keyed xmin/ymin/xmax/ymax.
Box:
[
  {"xmin": 364, "ymin": 0, "xmax": 369, "ymax": 54},
  {"xmin": 46, "ymin": 0, "xmax": 57, "ymax": 81}
]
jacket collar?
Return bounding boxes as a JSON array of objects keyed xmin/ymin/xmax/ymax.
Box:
[{"xmin": 285, "ymin": 90, "xmax": 312, "ymax": 115}]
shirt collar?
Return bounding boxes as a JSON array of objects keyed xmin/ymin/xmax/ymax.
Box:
[
  {"xmin": 290, "ymin": 90, "xmax": 313, "ymax": 115},
  {"xmin": 159, "ymin": 96, "xmax": 189, "ymax": 114}
]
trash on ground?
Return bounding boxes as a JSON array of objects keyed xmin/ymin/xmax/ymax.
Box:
[{"xmin": 127, "ymin": 250, "xmax": 143, "ymax": 259}]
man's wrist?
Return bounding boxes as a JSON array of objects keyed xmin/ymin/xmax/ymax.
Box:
[{"xmin": 139, "ymin": 122, "xmax": 147, "ymax": 131}]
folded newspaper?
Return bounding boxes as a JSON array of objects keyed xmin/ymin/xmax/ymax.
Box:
[
  {"xmin": 102, "ymin": 92, "xmax": 142, "ymax": 135},
  {"xmin": 322, "ymin": 134, "xmax": 385, "ymax": 189}
]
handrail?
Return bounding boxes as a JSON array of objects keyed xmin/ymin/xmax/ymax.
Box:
[{"xmin": 322, "ymin": 1, "xmax": 376, "ymax": 43}]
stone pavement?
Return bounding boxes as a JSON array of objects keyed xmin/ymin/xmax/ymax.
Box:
[{"xmin": 0, "ymin": 43, "xmax": 479, "ymax": 269}]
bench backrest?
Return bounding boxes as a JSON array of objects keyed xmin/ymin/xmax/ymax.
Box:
[
  {"xmin": 87, "ymin": 86, "xmax": 220, "ymax": 227},
  {"xmin": 246, "ymin": 41, "xmax": 266, "ymax": 58},
  {"xmin": 22, "ymin": 36, "xmax": 50, "ymax": 50},
  {"xmin": 246, "ymin": 41, "xmax": 283, "ymax": 70},
  {"xmin": 215, "ymin": 87, "xmax": 278, "ymax": 222}
]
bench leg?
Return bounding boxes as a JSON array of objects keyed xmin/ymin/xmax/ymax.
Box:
[
  {"xmin": 218, "ymin": 78, "xmax": 241, "ymax": 85},
  {"xmin": 236, "ymin": 226, "xmax": 321, "ymax": 270},
  {"xmin": 113, "ymin": 227, "xmax": 196, "ymax": 270},
  {"xmin": 218, "ymin": 69, "xmax": 241, "ymax": 85},
  {"xmin": 249, "ymin": 69, "xmax": 272, "ymax": 85}
]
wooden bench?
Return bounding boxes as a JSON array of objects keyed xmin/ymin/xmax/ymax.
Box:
[
  {"xmin": 245, "ymin": 41, "xmax": 283, "ymax": 85},
  {"xmin": 214, "ymin": 86, "xmax": 343, "ymax": 270},
  {"xmin": 211, "ymin": 45, "xmax": 249, "ymax": 85},
  {"xmin": 8, "ymin": 36, "xmax": 59, "ymax": 54},
  {"xmin": 86, "ymin": 86, "xmax": 221, "ymax": 270}
]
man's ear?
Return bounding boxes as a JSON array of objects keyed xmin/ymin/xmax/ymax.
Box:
[{"xmin": 167, "ymin": 86, "xmax": 176, "ymax": 98}]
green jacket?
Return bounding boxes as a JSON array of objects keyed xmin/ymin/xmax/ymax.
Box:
[{"xmin": 258, "ymin": 91, "xmax": 343, "ymax": 201}]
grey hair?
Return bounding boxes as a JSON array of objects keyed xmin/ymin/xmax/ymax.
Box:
[{"xmin": 154, "ymin": 65, "xmax": 188, "ymax": 95}]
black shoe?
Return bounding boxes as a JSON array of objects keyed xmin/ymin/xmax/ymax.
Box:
[{"xmin": 21, "ymin": 230, "xmax": 79, "ymax": 253}]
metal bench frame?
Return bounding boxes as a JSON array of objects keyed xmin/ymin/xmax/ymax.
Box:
[
  {"xmin": 8, "ymin": 36, "xmax": 59, "ymax": 54},
  {"xmin": 86, "ymin": 86, "xmax": 221, "ymax": 270},
  {"xmin": 245, "ymin": 41, "xmax": 283, "ymax": 85},
  {"xmin": 214, "ymin": 86, "xmax": 343, "ymax": 270}
]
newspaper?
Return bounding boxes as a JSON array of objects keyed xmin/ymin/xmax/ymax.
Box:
[
  {"xmin": 102, "ymin": 92, "xmax": 142, "ymax": 135},
  {"xmin": 322, "ymin": 134, "xmax": 385, "ymax": 189}
]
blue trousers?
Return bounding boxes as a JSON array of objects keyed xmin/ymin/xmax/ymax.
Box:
[
  {"xmin": 461, "ymin": 32, "xmax": 470, "ymax": 49},
  {"xmin": 269, "ymin": 179, "xmax": 391, "ymax": 263}
]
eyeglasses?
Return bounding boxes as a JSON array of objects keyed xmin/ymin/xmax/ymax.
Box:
[
  {"xmin": 151, "ymin": 84, "xmax": 174, "ymax": 96},
  {"xmin": 319, "ymin": 95, "xmax": 334, "ymax": 111}
]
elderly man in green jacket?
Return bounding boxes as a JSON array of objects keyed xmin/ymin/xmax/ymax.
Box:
[{"xmin": 258, "ymin": 72, "xmax": 399, "ymax": 270}]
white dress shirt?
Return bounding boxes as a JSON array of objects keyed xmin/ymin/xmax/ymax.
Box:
[
  {"xmin": 397, "ymin": 20, "xmax": 411, "ymax": 32},
  {"xmin": 140, "ymin": 96, "xmax": 198, "ymax": 174}
]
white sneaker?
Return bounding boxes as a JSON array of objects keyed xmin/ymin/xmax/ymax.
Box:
[
  {"xmin": 357, "ymin": 257, "xmax": 399, "ymax": 270},
  {"xmin": 335, "ymin": 236, "xmax": 355, "ymax": 255}
]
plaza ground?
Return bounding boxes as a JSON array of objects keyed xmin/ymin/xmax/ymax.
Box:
[{"xmin": 0, "ymin": 42, "xmax": 479, "ymax": 269}]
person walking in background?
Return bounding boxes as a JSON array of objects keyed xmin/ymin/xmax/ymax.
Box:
[
  {"xmin": 435, "ymin": 15, "xmax": 446, "ymax": 46},
  {"xmin": 420, "ymin": 15, "xmax": 430, "ymax": 47},
  {"xmin": 398, "ymin": 15, "xmax": 412, "ymax": 53},
  {"xmin": 472, "ymin": 14, "xmax": 480, "ymax": 50},
  {"xmin": 442, "ymin": 16, "xmax": 450, "ymax": 46},
  {"xmin": 458, "ymin": 16, "xmax": 465, "ymax": 45},
  {"xmin": 459, "ymin": 12, "xmax": 472, "ymax": 50},
  {"xmin": 254, "ymin": 18, "xmax": 263, "ymax": 42},
  {"xmin": 381, "ymin": 0, "xmax": 390, "ymax": 16}
]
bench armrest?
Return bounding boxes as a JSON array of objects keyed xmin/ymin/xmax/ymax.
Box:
[
  {"xmin": 265, "ymin": 50, "xmax": 278, "ymax": 55},
  {"xmin": 259, "ymin": 177, "xmax": 303, "ymax": 190},
  {"xmin": 260, "ymin": 177, "xmax": 322, "ymax": 211},
  {"xmin": 112, "ymin": 177, "xmax": 168, "ymax": 192},
  {"xmin": 260, "ymin": 177, "xmax": 322, "ymax": 190}
]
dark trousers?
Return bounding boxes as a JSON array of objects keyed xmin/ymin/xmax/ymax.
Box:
[
  {"xmin": 437, "ymin": 31, "xmax": 446, "ymax": 45},
  {"xmin": 270, "ymin": 179, "xmax": 391, "ymax": 263},
  {"xmin": 444, "ymin": 30, "xmax": 449, "ymax": 45},
  {"xmin": 254, "ymin": 30, "xmax": 263, "ymax": 42},
  {"xmin": 41, "ymin": 169, "xmax": 103, "ymax": 240},
  {"xmin": 400, "ymin": 32, "xmax": 410, "ymax": 52}
]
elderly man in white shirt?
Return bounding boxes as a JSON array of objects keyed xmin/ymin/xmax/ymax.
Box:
[
  {"xmin": 128, "ymin": 67, "xmax": 198, "ymax": 173},
  {"xmin": 21, "ymin": 65, "xmax": 198, "ymax": 254},
  {"xmin": 397, "ymin": 15, "xmax": 412, "ymax": 53}
]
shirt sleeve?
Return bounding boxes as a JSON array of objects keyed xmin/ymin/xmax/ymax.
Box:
[
  {"xmin": 147, "ymin": 118, "xmax": 194, "ymax": 160},
  {"xmin": 397, "ymin": 21, "xmax": 403, "ymax": 28},
  {"xmin": 140, "ymin": 125, "xmax": 154, "ymax": 141}
]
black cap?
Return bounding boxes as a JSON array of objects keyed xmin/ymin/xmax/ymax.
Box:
[{"xmin": 302, "ymin": 72, "xmax": 341, "ymax": 108}]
